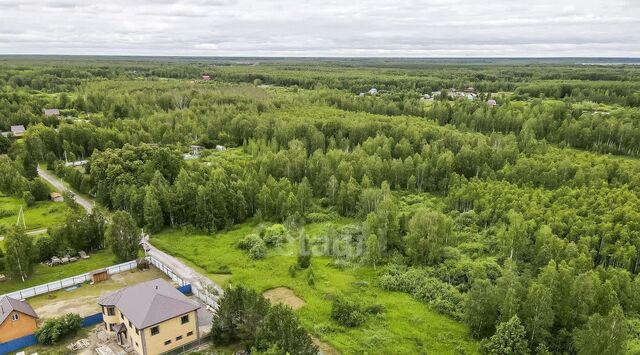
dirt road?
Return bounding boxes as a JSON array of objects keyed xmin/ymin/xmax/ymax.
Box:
[
  {"xmin": 37, "ymin": 167, "xmax": 94, "ymax": 213},
  {"xmin": 38, "ymin": 167, "xmax": 222, "ymax": 306}
]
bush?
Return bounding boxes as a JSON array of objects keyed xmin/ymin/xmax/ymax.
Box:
[
  {"xmin": 249, "ymin": 239, "xmax": 267, "ymax": 260},
  {"xmin": 288, "ymin": 264, "xmax": 298, "ymax": 277},
  {"xmin": 36, "ymin": 235, "xmax": 57, "ymax": 262},
  {"xmin": 307, "ymin": 268, "xmax": 315, "ymax": 287},
  {"xmin": 297, "ymin": 253, "xmax": 311, "ymax": 269},
  {"xmin": 365, "ymin": 304, "xmax": 385, "ymax": 315},
  {"xmin": 331, "ymin": 298, "xmax": 366, "ymax": 327},
  {"xmin": 238, "ymin": 234, "xmax": 262, "ymax": 250},
  {"xmin": 36, "ymin": 313, "xmax": 82, "ymax": 345},
  {"xmin": 262, "ymin": 224, "xmax": 288, "ymax": 247},
  {"xmin": 22, "ymin": 191, "xmax": 35, "ymax": 207},
  {"xmin": 305, "ymin": 212, "xmax": 333, "ymax": 223},
  {"xmin": 379, "ymin": 265, "xmax": 464, "ymax": 320}
]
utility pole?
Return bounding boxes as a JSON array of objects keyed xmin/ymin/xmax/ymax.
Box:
[{"xmin": 16, "ymin": 206, "xmax": 26, "ymax": 228}]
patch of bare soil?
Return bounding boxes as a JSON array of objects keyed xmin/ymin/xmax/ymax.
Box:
[
  {"xmin": 35, "ymin": 295, "xmax": 101, "ymax": 318},
  {"xmin": 262, "ymin": 287, "xmax": 305, "ymax": 310},
  {"xmin": 311, "ymin": 336, "xmax": 340, "ymax": 355}
]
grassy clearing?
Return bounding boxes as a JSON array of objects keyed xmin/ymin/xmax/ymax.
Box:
[
  {"xmin": 0, "ymin": 194, "xmax": 69, "ymax": 232},
  {"xmin": 0, "ymin": 249, "xmax": 115, "ymax": 295},
  {"xmin": 153, "ymin": 221, "xmax": 479, "ymax": 355}
]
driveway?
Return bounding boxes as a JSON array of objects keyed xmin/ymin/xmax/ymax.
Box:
[{"xmin": 142, "ymin": 236, "xmax": 223, "ymax": 307}]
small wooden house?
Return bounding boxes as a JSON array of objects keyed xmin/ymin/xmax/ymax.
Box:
[
  {"xmin": 49, "ymin": 192, "xmax": 64, "ymax": 202},
  {"xmin": 91, "ymin": 269, "xmax": 109, "ymax": 284},
  {"xmin": 202, "ymin": 75, "xmax": 210, "ymax": 81},
  {"xmin": 0, "ymin": 296, "xmax": 39, "ymax": 343}
]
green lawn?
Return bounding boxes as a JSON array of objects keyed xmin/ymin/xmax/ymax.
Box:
[
  {"xmin": 0, "ymin": 194, "xmax": 70, "ymax": 232},
  {"xmin": 153, "ymin": 221, "xmax": 479, "ymax": 355},
  {"xmin": 0, "ymin": 249, "xmax": 116, "ymax": 295}
]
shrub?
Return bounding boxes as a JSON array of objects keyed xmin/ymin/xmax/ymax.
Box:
[
  {"xmin": 365, "ymin": 304, "xmax": 385, "ymax": 315},
  {"xmin": 379, "ymin": 265, "xmax": 464, "ymax": 320},
  {"xmin": 22, "ymin": 191, "xmax": 35, "ymax": 207},
  {"xmin": 35, "ymin": 235, "xmax": 57, "ymax": 262},
  {"xmin": 297, "ymin": 253, "xmax": 311, "ymax": 269},
  {"xmin": 288, "ymin": 264, "xmax": 298, "ymax": 277},
  {"xmin": 238, "ymin": 234, "xmax": 262, "ymax": 250},
  {"xmin": 249, "ymin": 239, "xmax": 267, "ymax": 260},
  {"xmin": 36, "ymin": 313, "xmax": 82, "ymax": 345},
  {"xmin": 331, "ymin": 298, "xmax": 366, "ymax": 327},
  {"xmin": 262, "ymin": 224, "xmax": 288, "ymax": 247},
  {"xmin": 305, "ymin": 212, "xmax": 332, "ymax": 223},
  {"xmin": 307, "ymin": 268, "xmax": 315, "ymax": 287}
]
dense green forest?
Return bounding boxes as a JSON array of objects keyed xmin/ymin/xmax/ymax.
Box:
[{"xmin": 1, "ymin": 57, "xmax": 640, "ymax": 354}]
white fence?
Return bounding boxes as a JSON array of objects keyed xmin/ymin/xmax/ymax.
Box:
[
  {"xmin": 145, "ymin": 256, "xmax": 219, "ymax": 309},
  {"xmin": 192, "ymin": 287, "xmax": 219, "ymax": 310},
  {"xmin": 146, "ymin": 256, "xmax": 187, "ymax": 287},
  {"xmin": 1, "ymin": 260, "xmax": 138, "ymax": 300}
]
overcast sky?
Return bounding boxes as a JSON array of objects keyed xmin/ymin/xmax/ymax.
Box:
[{"xmin": 0, "ymin": 0, "xmax": 638, "ymax": 57}]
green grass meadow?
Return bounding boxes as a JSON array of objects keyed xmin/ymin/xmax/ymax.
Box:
[
  {"xmin": 0, "ymin": 249, "xmax": 115, "ymax": 295},
  {"xmin": 0, "ymin": 194, "xmax": 70, "ymax": 232},
  {"xmin": 152, "ymin": 221, "xmax": 479, "ymax": 355}
]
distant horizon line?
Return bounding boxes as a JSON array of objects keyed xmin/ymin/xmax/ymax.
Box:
[{"xmin": 0, "ymin": 54, "xmax": 639, "ymax": 59}]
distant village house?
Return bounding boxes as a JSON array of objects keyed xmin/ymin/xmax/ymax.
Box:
[
  {"xmin": 487, "ymin": 99, "xmax": 497, "ymax": 107},
  {"xmin": 10, "ymin": 125, "xmax": 25, "ymax": 138},
  {"xmin": 0, "ymin": 296, "xmax": 39, "ymax": 343},
  {"xmin": 202, "ymin": 75, "xmax": 210, "ymax": 81},
  {"xmin": 43, "ymin": 108, "xmax": 60, "ymax": 117}
]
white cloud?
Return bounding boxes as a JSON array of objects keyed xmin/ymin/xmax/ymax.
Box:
[{"xmin": 0, "ymin": 0, "xmax": 638, "ymax": 56}]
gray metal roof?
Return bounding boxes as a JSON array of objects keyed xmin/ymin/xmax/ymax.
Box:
[
  {"xmin": 43, "ymin": 108, "xmax": 60, "ymax": 116},
  {"xmin": 98, "ymin": 278, "xmax": 199, "ymax": 329},
  {"xmin": 10, "ymin": 125, "xmax": 25, "ymax": 134},
  {"xmin": 0, "ymin": 296, "xmax": 38, "ymax": 324}
]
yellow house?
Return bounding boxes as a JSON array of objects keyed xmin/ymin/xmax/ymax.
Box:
[
  {"xmin": 0, "ymin": 296, "xmax": 39, "ymax": 343},
  {"xmin": 98, "ymin": 279, "xmax": 201, "ymax": 355}
]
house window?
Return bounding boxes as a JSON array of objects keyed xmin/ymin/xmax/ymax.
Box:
[
  {"xmin": 135, "ymin": 328, "xmax": 139, "ymax": 335},
  {"xmin": 109, "ymin": 323, "xmax": 116, "ymax": 331},
  {"xmin": 129, "ymin": 321, "xmax": 132, "ymax": 328},
  {"xmin": 135, "ymin": 342, "xmax": 139, "ymax": 347},
  {"xmin": 164, "ymin": 340, "xmax": 172, "ymax": 346},
  {"xmin": 151, "ymin": 326, "xmax": 160, "ymax": 336},
  {"xmin": 120, "ymin": 312, "xmax": 124, "ymax": 319},
  {"xmin": 181, "ymin": 315, "xmax": 189, "ymax": 324},
  {"xmin": 107, "ymin": 307, "xmax": 115, "ymax": 316},
  {"xmin": 176, "ymin": 336, "xmax": 183, "ymax": 341},
  {"xmin": 11, "ymin": 313, "xmax": 19, "ymax": 321},
  {"xmin": 187, "ymin": 331, "xmax": 193, "ymax": 337}
]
